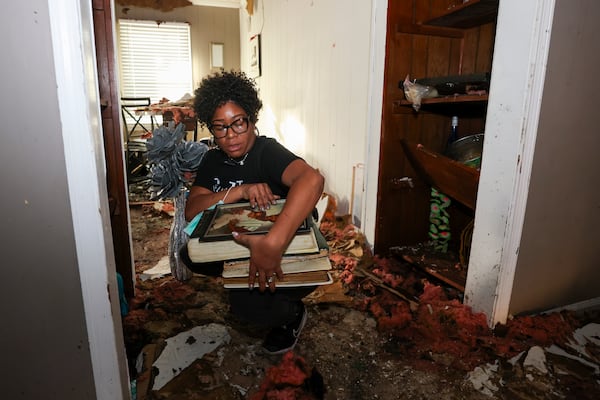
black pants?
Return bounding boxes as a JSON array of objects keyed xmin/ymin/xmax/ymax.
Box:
[
  {"xmin": 180, "ymin": 246, "xmax": 315, "ymax": 327},
  {"xmin": 229, "ymin": 286, "xmax": 314, "ymax": 327}
]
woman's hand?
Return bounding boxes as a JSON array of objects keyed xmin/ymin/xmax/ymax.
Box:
[
  {"xmin": 232, "ymin": 232, "xmax": 285, "ymax": 292},
  {"xmin": 185, "ymin": 182, "xmax": 280, "ymax": 221},
  {"xmin": 240, "ymin": 183, "xmax": 280, "ymax": 210},
  {"xmin": 231, "ymin": 161, "xmax": 324, "ymax": 292}
]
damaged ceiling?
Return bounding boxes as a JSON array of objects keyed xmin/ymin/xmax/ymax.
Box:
[
  {"xmin": 116, "ymin": 0, "xmax": 193, "ymax": 12},
  {"xmin": 115, "ymin": 0, "xmax": 241, "ymax": 13}
]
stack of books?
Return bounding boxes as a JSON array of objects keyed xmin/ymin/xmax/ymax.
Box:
[{"xmin": 186, "ymin": 200, "xmax": 332, "ymax": 288}]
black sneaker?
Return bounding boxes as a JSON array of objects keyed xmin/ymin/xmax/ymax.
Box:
[{"xmin": 262, "ymin": 304, "xmax": 308, "ymax": 355}]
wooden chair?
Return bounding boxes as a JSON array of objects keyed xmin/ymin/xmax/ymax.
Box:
[
  {"xmin": 120, "ymin": 97, "xmax": 154, "ymax": 138},
  {"xmin": 120, "ymin": 97, "xmax": 154, "ymax": 182}
]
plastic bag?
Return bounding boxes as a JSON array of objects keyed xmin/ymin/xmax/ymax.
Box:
[
  {"xmin": 403, "ymin": 75, "xmax": 439, "ymax": 112},
  {"xmin": 168, "ymin": 190, "xmax": 193, "ymax": 281}
]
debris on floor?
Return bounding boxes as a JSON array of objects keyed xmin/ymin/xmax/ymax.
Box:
[
  {"xmin": 391, "ymin": 243, "xmax": 467, "ymax": 292},
  {"xmin": 467, "ymin": 361, "xmax": 499, "ymax": 396},
  {"xmin": 152, "ymin": 323, "xmax": 231, "ymax": 390},
  {"xmin": 125, "ymin": 202, "xmax": 600, "ymax": 399},
  {"xmin": 250, "ymin": 351, "xmax": 325, "ymax": 400},
  {"xmin": 139, "ymin": 255, "xmax": 171, "ymax": 281}
]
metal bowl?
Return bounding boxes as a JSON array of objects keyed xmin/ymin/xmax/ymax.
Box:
[{"xmin": 445, "ymin": 133, "xmax": 484, "ymax": 169}]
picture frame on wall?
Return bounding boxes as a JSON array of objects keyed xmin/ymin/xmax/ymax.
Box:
[
  {"xmin": 249, "ymin": 34, "xmax": 261, "ymax": 78},
  {"xmin": 210, "ymin": 42, "xmax": 224, "ymax": 70}
]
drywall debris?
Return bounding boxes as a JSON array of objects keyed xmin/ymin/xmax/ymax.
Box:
[
  {"xmin": 523, "ymin": 346, "xmax": 548, "ymax": 374},
  {"xmin": 508, "ymin": 350, "xmax": 525, "ymax": 366},
  {"xmin": 567, "ymin": 322, "xmax": 600, "ymax": 362},
  {"xmin": 546, "ymin": 344, "xmax": 599, "ymax": 375},
  {"xmin": 152, "ymin": 323, "xmax": 231, "ymax": 390},
  {"xmin": 140, "ymin": 255, "xmax": 171, "ymax": 281},
  {"xmin": 467, "ymin": 362, "xmax": 499, "ymax": 396}
]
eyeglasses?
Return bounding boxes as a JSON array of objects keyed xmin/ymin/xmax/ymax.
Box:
[{"xmin": 209, "ymin": 117, "xmax": 249, "ymax": 139}]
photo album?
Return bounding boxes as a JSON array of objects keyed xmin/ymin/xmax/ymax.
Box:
[{"xmin": 186, "ymin": 199, "xmax": 332, "ymax": 287}]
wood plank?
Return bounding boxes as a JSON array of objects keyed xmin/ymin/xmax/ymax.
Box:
[
  {"xmin": 475, "ymin": 22, "xmax": 496, "ymax": 72},
  {"xmin": 411, "ymin": 33, "xmax": 430, "ymax": 78},
  {"xmin": 376, "ymin": 0, "xmax": 430, "ymax": 252},
  {"xmin": 93, "ymin": 0, "xmax": 135, "ymax": 297},
  {"xmin": 427, "ymin": 35, "xmax": 456, "ymax": 77},
  {"xmin": 392, "ymin": 94, "xmax": 488, "ymax": 114},
  {"xmin": 400, "ymin": 139, "xmax": 480, "ymax": 210},
  {"xmin": 354, "ymin": 266, "xmax": 420, "ymax": 311},
  {"xmin": 396, "ymin": 252, "xmax": 467, "ymax": 292},
  {"xmin": 460, "ymin": 27, "xmax": 478, "ymax": 74},
  {"xmin": 424, "ymin": 0, "xmax": 499, "ymax": 29},
  {"xmin": 397, "ymin": 93, "xmax": 487, "ymax": 105},
  {"xmin": 397, "ymin": 23, "xmax": 464, "ymax": 39}
]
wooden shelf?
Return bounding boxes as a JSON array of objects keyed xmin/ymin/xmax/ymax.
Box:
[
  {"xmin": 396, "ymin": 23, "xmax": 464, "ymax": 39},
  {"xmin": 423, "ymin": 0, "xmax": 499, "ymax": 29},
  {"xmin": 393, "ymin": 94, "xmax": 488, "ymax": 115},
  {"xmin": 401, "ymin": 139, "xmax": 480, "ymax": 210},
  {"xmin": 400, "ymin": 94, "xmax": 487, "ymax": 105}
]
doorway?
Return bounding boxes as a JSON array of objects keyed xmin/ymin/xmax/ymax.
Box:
[{"xmin": 96, "ymin": 2, "xmax": 241, "ymax": 297}]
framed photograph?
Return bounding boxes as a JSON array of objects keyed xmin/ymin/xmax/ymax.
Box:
[
  {"xmin": 249, "ymin": 34, "xmax": 261, "ymax": 78},
  {"xmin": 202, "ymin": 199, "xmax": 310, "ymax": 241},
  {"xmin": 210, "ymin": 42, "xmax": 224, "ymax": 69}
]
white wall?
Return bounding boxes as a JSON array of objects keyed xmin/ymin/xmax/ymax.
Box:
[
  {"xmin": 115, "ymin": 5, "xmax": 241, "ymax": 93},
  {"xmin": 509, "ymin": 0, "xmax": 600, "ymax": 315},
  {"xmin": 238, "ymin": 0, "xmax": 375, "ymax": 219},
  {"xmin": 467, "ymin": 0, "xmax": 600, "ymax": 324},
  {"xmin": 0, "ymin": 0, "xmax": 129, "ymax": 398},
  {"xmin": 115, "ymin": 0, "xmax": 386, "ymax": 240}
]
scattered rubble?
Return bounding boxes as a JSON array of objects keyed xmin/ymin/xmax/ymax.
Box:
[
  {"xmin": 124, "ymin": 202, "xmax": 600, "ymax": 399},
  {"xmin": 152, "ymin": 323, "xmax": 231, "ymax": 390}
]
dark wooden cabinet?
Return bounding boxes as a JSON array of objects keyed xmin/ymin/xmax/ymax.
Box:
[
  {"xmin": 93, "ymin": 0, "xmax": 135, "ymax": 297},
  {"xmin": 374, "ymin": 0, "xmax": 497, "ymax": 256}
]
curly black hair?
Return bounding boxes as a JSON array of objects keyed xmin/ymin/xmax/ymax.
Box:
[{"xmin": 193, "ymin": 70, "xmax": 263, "ymax": 130}]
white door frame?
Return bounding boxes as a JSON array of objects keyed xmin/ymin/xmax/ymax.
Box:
[
  {"xmin": 465, "ymin": 0, "xmax": 555, "ymax": 326},
  {"xmin": 49, "ymin": 0, "xmax": 130, "ymax": 398}
]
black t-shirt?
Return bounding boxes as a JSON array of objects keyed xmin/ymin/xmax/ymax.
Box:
[{"xmin": 192, "ymin": 136, "xmax": 301, "ymax": 197}]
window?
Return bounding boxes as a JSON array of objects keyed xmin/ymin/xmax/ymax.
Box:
[{"xmin": 118, "ymin": 20, "xmax": 193, "ymax": 104}]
